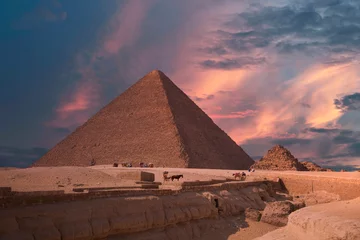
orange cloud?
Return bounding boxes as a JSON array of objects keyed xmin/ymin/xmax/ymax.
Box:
[
  {"xmin": 49, "ymin": 1, "xmax": 157, "ymax": 129},
  {"xmin": 209, "ymin": 110, "xmax": 258, "ymax": 119}
]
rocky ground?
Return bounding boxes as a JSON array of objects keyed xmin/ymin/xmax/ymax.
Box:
[{"xmin": 1, "ymin": 166, "xmax": 359, "ymax": 239}]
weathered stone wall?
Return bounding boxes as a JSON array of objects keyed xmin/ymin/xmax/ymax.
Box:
[
  {"xmin": 254, "ymin": 172, "xmax": 360, "ymax": 200},
  {"xmin": 0, "ymin": 185, "xmax": 270, "ymax": 240},
  {"xmin": 0, "ymin": 181, "xmax": 265, "ymax": 209}
]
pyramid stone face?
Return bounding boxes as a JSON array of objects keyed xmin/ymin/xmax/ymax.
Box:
[
  {"xmin": 252, "ymin": 145, "xmax": 307, "ymax": 171},
  {"xmin": 34, "ymin": 70, "xmax": 254, "ymax": 169}
]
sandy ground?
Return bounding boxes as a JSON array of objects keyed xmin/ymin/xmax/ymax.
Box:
[
  {"xmin": 0, "ymin": 165, "xmax": 255, "ymax": 192},
  {"xmin": 1, "ymin": 165, "xmax": 360, "ymax": 192},
  {"xmin": 208, "ymin": 217, "xmax": 279, "ymax": 240}
]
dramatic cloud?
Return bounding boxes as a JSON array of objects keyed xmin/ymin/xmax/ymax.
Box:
[
  {"xmin": 44, "ymin": 0, "xmax": 360, "ymax": 168},
  {"xmin": 193, "ymin": 94, "xmax": 215, "ymax": 102},
  {"xmin": 48, "ymin": 0, "xmax": 155, "ymax": 129},
  {"xmin": 219, "ymin": 0, "xmax": 360, "ymax": 63},
  {"xmin": 209, "ymin": 110, "xmax": 258, "ymax": 119},
  {"xmin": 334, "ymin": 93, "xmax": 360, "ymax": 112},
  {"xmin": 4, "ymin": 0, "xmax": 360, "ymax": 168},
  {"xmin": 200, "ymin": 57, "xmax": 266, "ymax": 70}
]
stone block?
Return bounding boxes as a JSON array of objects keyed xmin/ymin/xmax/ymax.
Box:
[
  {"xmin": 116, "ymin": 171, "xmax": 154, "ymax": 182},
  {"xmin": 261, "ymin": 201, "xmax": 295, "ymax": 226},
  {"xmin": 17, "ymin": 216, "xmax": 54, "ymax": 232},
  {"xmin": 135, "ymin": 181, "xmax": 162, "ymax": 185},
  {"xmin": 59, "ymin": 221, "xmax": 92, "ymax": 240},
  {"xmin": 90, "ymin": 218, "xmax": 110, "ymax": 239},
  {"xmin": 245, "ymin": 208, "xmax": 262, "ymax": 221},
  {"xmin": 140, "ymin": 172, "xmax": 155, "ymax": 182},
  {"xmin": 0, "ymin": 217, "xmax": 19, "ymax": 234},
  {"xmin": 33, "ymin": 226, "xmax": 61, "ymax": 240},
  {"xmin": 0, "ymin": 231, "xmax": 34, "ymax": 240},
  {"xmin": 140, "ymin": 184, "xmax": 159, "ymax": 189}
]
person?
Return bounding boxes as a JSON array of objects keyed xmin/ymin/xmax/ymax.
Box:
[{"xmin": 90, "ymin": 159, "xmax": 96, "ymax": 166}]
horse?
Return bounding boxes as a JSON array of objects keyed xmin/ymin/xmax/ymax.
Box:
[{"xmin": 171, "ymin": 175, "xmax": 183, "ymax": 181}]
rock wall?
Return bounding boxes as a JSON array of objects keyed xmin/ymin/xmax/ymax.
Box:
[
  {"xmin": 255, "ymin": 172, "xmax": 360, "ymax": 200},
  {"xmin": 255, "ymin": 197, "xmax": 360, "ymax": 240},
  {"xmin": 0, "ymin": 185, "xmax": 271, "ymax": 240}
]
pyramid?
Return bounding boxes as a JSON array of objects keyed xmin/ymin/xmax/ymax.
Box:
[
  {"xmin": 252, "ymin": 145, "xmax": 307, "ymax": 171},
  {"xmin": 33, "ymin": 70, "xmax": 254, "ymax": 169}
]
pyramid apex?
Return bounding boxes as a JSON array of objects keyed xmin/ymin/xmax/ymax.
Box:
[{"xmin": 146, "ymin": 69, "xmax": 166, "ymax": 78}]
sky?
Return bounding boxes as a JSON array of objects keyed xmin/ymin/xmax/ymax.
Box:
[{"xmin": 1, "ymin": 0, "xmax": 360, "ymax": 169}]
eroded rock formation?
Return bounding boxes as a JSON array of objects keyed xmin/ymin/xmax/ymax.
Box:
[
  {"xmin": 0, "ymin": 185, "xmax": 273, "ymax": 240},
  {"xmin": 255, "ymin": 197, "xmax": 360, "ymax": 240}
]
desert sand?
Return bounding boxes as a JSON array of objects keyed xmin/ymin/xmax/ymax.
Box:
[
  {"xmin": 0, "ymin": 166, "xmax": 252, "ymax": 192},
  {"xmin": 2, "ymin": 165, "xmax": 359, "ymax": 193}
]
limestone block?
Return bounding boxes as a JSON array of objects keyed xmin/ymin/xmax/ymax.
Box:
[
  {"xmin": 165, "ymin": 209, "xmax": 177, "ymax": 224},
  {"xmin": 261, "ymin": 201, "xmax": 294, "ymax": 226},
  {"xmin": 90, "ymin": 218, "xmax": 110, "ymax": 239},
  {"xmin": 289, "ymin": 200, "xmax": 305, "ymax": 210},
  {"xmin": 173, "ymin": 208, "xmax": 187, "ymax": 222},
  {"xmin": 184, "ymin": 222, "xmax": 193, "ymax": 239},
  {"xmin": 0, "ymin": 216, "xmax": 19, "ymax": 234},
  {"xmin": 189, "ymin": 207, "xmax": 200, "ymax": 219},
  {"xmin": 17, "ymin": 216, "xmax": 54, "ymax": 232},
  {"xmin": 140, "ymin": 172, "xmax": 155, "ymax": 182},
  {"xmin": 0, "ymin": 231, "xmax": 34, "ymax": 240},
  {"xmin": 245, "ymin": 208, "xmax": 262, "ymax": 221},
  {"xmin": 59, "ymin": 221, "xmax": 92, "ymax": 240},
  {"xmin": 117, "ymin": 171, "xmax": 154, "ymax": 182},
  {"xmin": 110, "ymin": 213, "xmax": 147, "ymax": 233},
  {"xmin": 181, "ymin": 208, "xmax": 192, "ymax": 220},
  {"xmin": 33, "ymin": 226, "xmax": 61, "ymax": 240},
  {"xmin": 165, "ymin": 225, "xmax": 190, "ymax": 240},
  {"xmin": 150, "ymin": 210, "xmax": 165, "ymax": 227},
  {"xmin": 191, "ymin": 223, "xmax": 201, "ymax": 238}
]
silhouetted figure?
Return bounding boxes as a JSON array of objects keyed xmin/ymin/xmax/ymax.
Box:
[{"xmin": 90, "ymin": 159, "xmax": 96, "ymax": 166}]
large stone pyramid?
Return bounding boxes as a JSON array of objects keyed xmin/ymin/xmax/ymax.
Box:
[{"xmin": 34, "ymin": 70, "xmax": 254, "ymax": 169}]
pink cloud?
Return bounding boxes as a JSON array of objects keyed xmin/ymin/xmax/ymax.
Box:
[
  {"xmin": 48, "ymin": 1, "xmax": 157, "ymax": 130},
  {"xmin": 209, "ymin": 110, "xmax": 258, "ymax": 119},
  {"xmin": 102, "ymin": 1, "xmax": 155, "ymax": 55}
]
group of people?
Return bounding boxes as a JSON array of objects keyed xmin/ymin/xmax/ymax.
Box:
[
  {"xmin": 232, "ymin": 172, "xmax": 247, "ymax": 180},
  {"xmin": 139, "ymin": 162, "xmax": 154, "ymax": 168}
]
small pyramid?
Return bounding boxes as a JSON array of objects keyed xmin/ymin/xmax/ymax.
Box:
[
  {"xmin": 252, "ymin": 145, "xmax": 307, "ymax": 171},
  {"xmin": 34, "ymin": 70, "xmax": 254, "ymax": 169},
  {"xmin": 299, "ymin": 161, "xmax": 332, "ymax": 172}
]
